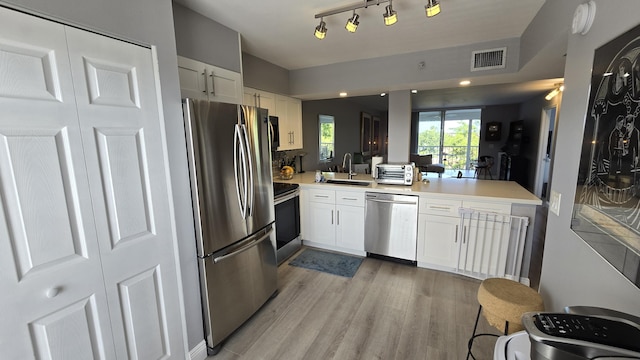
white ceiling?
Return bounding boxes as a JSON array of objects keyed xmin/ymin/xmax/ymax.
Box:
[{"xmin": 174, "ymin": 0, "xmax": 565, "ymax": 109}]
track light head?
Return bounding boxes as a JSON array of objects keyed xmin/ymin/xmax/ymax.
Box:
[
  {"xmin": 545, "ymin": 83, "xmax": 564, "ymax": 100},
  {"xmin": 425, "ymin": 0, "xmax": 441, "ymax": 17},
  {"xmin": 345, "ymin": 11, "xmax": 359, "ymax": 33},
  {"xmin": 383, "ymin": 3, "xmax": 397, "ymax": 26},
  {"xmin": 315, "ymin": 19, "xmax": 327, "ymax": 39}
]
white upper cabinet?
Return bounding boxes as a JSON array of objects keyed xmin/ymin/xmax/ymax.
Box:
[
  {"xmin": 178, "ymin": 55, "xmax": 243, "ymax": 104},
  {"xmin": 275, "ymin": 94, "xmax": 303, "ymax": 150},
  {"xmin": 243, "ymin": 87, "xmax": 276, "ymax": 115},
  {"xmin": 243, "ymin": 87, "xmax": 303, "ymax": 151}
]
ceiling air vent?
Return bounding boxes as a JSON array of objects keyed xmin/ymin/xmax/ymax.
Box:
[{"xmin": 471, "ymin": 47, "xmax": 506, "ymax": 71}]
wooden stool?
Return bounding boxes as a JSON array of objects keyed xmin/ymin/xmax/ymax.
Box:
[{"xmin": 466, "ymin": 278, "xmax": 544, "ymax": 360}]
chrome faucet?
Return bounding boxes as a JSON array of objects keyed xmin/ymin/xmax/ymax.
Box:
[{"xmin": 342, "ymin": 153, "xmax": 356, "ymax": 179}]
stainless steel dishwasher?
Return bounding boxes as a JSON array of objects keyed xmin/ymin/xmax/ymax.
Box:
[{"xmin": 364, "ymin": 192, "xmax": 418, "ymax": 261}]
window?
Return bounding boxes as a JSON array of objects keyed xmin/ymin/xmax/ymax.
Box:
[
  {"xmin": 319, "ymin": 114, "xmax": 334, "ymax": 161},
  {"xmin": 416, "ymin": 109, "xmax": 481, "ymax": 170}
]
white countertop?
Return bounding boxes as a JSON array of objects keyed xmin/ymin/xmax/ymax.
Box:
[{"xmin": 275, "ymin": 171, "xmax": 542, "ymax": 206}]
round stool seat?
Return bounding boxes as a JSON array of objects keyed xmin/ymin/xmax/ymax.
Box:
[{"xmin": 477, "ymin": 278, "xmax": 544, "ymax": 334}]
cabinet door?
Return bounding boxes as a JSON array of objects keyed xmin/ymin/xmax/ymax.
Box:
[
  {"xmin": 206, "ymin": 65, "xmax": 243, "ymax": 104},
  {"xmin": 286, "ymin": 96, "xmax": 303, "ymax": 149},
  {"xmin": 256, "ymin": 91, "xmax": 276, "ymax": 115},
  {"xmin": 336, "ymin": 205, "xmax": 364, "ymax": 251},
  {"xmin": 276, "ymin": 95, "xmax": 303, "ymax": 150},
  {"xmin": 243, "ymin": 88, "xmax": 258, "ymax": 107},
  {"xmin": 417, "ymin": 215, "xmax": 460, "ymax": 268},
  {"xmin": 177, "ymin": 56, "xmax": 208, "ymax": 100},
  {"xmin": 0, "ymin": 8, "xmax": 117, "ymax": 358},
  {"xmin": 306, "ymin": 202, "xmax": 335, "ymax": 245},
  {"xmin": 66, "ymin": 27, "xmax": 186, "ymax": 359}
]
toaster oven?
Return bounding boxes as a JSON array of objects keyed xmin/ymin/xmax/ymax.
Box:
[{"xmin": 375, "ymin": 163, "xmax": 414, "ymax": 185}]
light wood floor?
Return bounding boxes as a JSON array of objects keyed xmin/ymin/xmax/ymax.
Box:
[{"xmin": 208, "ymin": 248, "xmax": 503, "ymax": 360}]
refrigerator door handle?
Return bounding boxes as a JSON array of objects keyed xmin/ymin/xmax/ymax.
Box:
[
  {"xmin": 212, "ymin": 227, "xmax": 274, "ymax": 264},
  {"xmin": 268, "ymin": 120, "xmax": 274, "ymax": 146},
  {"xmin": 233, "ymin": 124, "xmax": 248, "ymax": 218},
  {"xmin": 241, "ymin": 124, "xmax": 255, "ymax": 217}
]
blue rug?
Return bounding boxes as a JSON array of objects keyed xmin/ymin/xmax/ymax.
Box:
[{"xmin": 288, "ymin": 249, "xmax": 363, "ymax": 278}]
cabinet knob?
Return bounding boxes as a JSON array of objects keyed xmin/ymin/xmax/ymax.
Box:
[{"xmin": 46, "ymin": 287, "xmax": 61, "ymax": 298}]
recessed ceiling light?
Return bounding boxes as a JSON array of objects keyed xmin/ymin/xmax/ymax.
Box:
[
  {"xmin": 460, "ymin": 80, "xmax": 471, "ymax": 86},
  {"xmin": 339, "ymin": 92, "xmax": 348, "ymax": 97},
  {"xmin": 380, "ymin": 93, "xmax": 386, "ymax": 97},
  {"xmin": 411, "ymin": 89, "xmax": 418, "ymax": 94}
]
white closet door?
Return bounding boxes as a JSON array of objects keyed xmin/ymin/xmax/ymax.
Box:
[
  {"xmin": 65, "ymin": 27, "xmax": 186, "ymax": 359},
  {"xmin": 0, "ymin": 7, "xmax": 116, "ymax": 359}
]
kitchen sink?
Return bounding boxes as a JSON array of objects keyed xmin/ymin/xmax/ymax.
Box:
[{"xmin": 325, "ymin": 179, "xmax": 372, "ymax": 186}]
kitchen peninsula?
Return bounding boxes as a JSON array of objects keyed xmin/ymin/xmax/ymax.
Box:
[{"xmin": 277, "ymin": 172, "xmax": 542, "ymax": 284}]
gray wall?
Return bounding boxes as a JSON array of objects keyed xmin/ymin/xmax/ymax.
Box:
[
  {"xmin": 290, "ymin": 38, "xmax": 522, "ymax": 100},
  {"xmin": 540, "ymin": 0, "xmax": 640, "ymax": 314},
  {"xmin": 301, "ymin": 99, "xmax": 386, "ymax": 173},
  {"xmin": 478, "ymin": 104, "xmax": 521, "ymax": 173},
  {"xmin": 0, "ymin": 0, "xmax": 203, "ymax": 351},
  {"xmin": 242, "ymin": 52, "xmax": 289, "ymax": 95},
  {"xmin": 173, "ymin": 2, "xmax": 241, "ymax": 73}
]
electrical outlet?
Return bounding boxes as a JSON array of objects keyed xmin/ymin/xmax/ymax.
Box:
[{"xmin": 549, "ymin": 190, "xmax": 561, "ymax": 216}]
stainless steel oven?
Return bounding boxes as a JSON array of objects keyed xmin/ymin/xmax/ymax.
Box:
[{"xmin": 273, "ymin": 182, "xmax": 301, "ymax": 264}]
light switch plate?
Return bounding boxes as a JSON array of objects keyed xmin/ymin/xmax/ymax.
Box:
[{"xmin": 549, "ymin": 190, "xmax": 561, "ymax": 216}]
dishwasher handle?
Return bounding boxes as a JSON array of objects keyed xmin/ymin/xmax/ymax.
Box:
[{"xmin": 366, "ymin": 198, "xmax": 417, "ymax": 205}]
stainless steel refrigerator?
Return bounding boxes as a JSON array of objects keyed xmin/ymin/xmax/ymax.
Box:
[{"xmin": 182, "ymin": 99, "xmax": 277, "ymax": 354}]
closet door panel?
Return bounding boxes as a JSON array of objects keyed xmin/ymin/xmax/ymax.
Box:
[
  {"xmin": 94, "ymin": 127, "xmax": 154, "ymax": 248},
  {"xmin": 0, "ymin": 7, "xmax": 115, "ymax": 359},
  {"xmin": 65, "ymin": 27, "xmax": 185, "ymax": 358},
  {"xmin": 0, "ymin": 128, "xmax": 86, "ymax": 277}
]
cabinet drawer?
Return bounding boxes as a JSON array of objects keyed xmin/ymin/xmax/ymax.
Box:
[
  {"xmin": 462, "ymin": 201, "xmax": 511, "ymax": 215},
  {"xmin": 336, "ymin": 191, "xmax": 364, "ymax": 207},
  {"xmin": 420, "ymin": 198, "xmax": 462, "ymax": 216},
  {"xmin": 308, "ymin": 189, "xmax": 335, "ymax": 204}
]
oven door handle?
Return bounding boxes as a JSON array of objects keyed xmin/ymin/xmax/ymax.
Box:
[{"xmin": 274, "ymin": 189, "xmax": 300, "ymax": 205}]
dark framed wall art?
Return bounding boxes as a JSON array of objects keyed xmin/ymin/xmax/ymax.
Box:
[
  {"xmin": 485, "ymin": 121, "xmax": 502, "ymax": 141},
  {"xmin": 572, "ymin": 23, "xmax": 640, "ymax": 288}
]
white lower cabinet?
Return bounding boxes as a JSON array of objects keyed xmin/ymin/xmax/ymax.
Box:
[
  {"xmin": 417, "ymin": 214, "xmax": 460, "ymax": 269},
  {"xmin": 307, "ymin": 201, "xmax": 335, "ymax": 246},
  {"xmin": 302, "ymin": 189, "xmax": 364, "ymax": 255},
  {"xmin": 336, "ymin": 203, "xmax": 365, "ymax": 251},
  {"xmin": 417, "ymin": 198, "xmax": 462, "ymax": 270},
  {"xmin": 417, "ymin": 197, "xmax": 513, "ymax": 279}
]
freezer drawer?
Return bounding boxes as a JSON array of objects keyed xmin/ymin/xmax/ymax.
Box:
[
  {"xmin": 199, "ymin": 225, "xmax": 277, "ymax": 351},
  {"xmin": 364, "ymin": 192, "xmax": 418, "ymax": 261}
]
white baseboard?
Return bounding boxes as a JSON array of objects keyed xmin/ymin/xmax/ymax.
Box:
[{"xmin": 189, "ymin": 340, "xmax": 208, "ymax": 360}]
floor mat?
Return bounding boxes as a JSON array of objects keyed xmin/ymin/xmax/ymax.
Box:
[{"xmin": 288, "ymin": 248, "xmax": 363, "ymax": 278}]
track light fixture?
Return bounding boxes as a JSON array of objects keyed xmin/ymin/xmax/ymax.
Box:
[
  {"xmin": 425, "ymin": 0, "xmax": 441, "ymax": 17},
  {"xmin": 345, "ymin": 11, "xmax": 360, "ymax": 32},
  {"xmin": 545, "ymin": 83, "xmax": 564, "ymax": 101},
  {"xmin": 314, "ymin": 18, "xmax": 327, "ymax": 39},
  {"xmin": 316, "ymin": 0, "xmax": 437, "ymax": 39}
]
